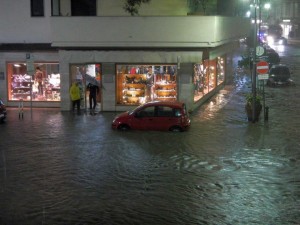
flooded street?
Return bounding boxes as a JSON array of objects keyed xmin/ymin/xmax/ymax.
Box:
[{"xmin": 0, "ymin": 45, "xmax": 300, "ymax": 224}]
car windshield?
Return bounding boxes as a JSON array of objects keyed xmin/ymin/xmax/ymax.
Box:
[{"xmin": 129, "ymin": 107, "xmax": 141, "ymax": 115}]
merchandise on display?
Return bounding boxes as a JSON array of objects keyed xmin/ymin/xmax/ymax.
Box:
[
  {"xmin": 7, "ymin": 63, "xmax": 61, "ymax": 102},
  {"xmin": 117, "ymin": 65, "xmax": 178, "ymax": 105}
]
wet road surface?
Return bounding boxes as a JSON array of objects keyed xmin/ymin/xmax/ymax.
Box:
[{"xmin": 0, "ymin": 45, "xmax": 299, "ymax": 225}]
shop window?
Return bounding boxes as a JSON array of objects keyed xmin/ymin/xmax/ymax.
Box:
[
  {"xmin": 217, "ymin": 57, "xmax": 225, "ymax": 85},
  {"xmin": 70, "ymin": 64, "xmax": 101, "ymax": 109},
  {"xmin": 31, "ymin": 0, "xmax": 44, "ymax": 17},
  {"xmin": 7, "ymin": 63, "xmax": 60, "ymax": 102},
  {"xmin": 116, "ymin": 64, "xmax": 177, "ymax": 105},
  {"xmin": 193, "ymin": 59, "xmax": 218, "ymax": 102},
  {"xmin": 71, "ymin": 0, "xmax": 96, "ymax": 16},
  {"xmin": 208, "ymin": 59, "xmax": 217, "ymax": 92},
  {"xmin": 193, "ymin": 63, "xmax": 207, "ymax": 102}
]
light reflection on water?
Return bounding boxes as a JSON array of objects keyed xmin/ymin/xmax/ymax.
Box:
[{"xmin": 0, "ymin": 50, "xmax": 300, "ymax": 224}]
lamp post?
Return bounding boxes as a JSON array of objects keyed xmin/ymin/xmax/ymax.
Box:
[{"xmin": 252, "ymin": 0, "xmax": 259, "ymax": 123}]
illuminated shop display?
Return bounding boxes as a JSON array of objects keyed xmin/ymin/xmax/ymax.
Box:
[
  {"xmin": 217, "ymin": 57, "xmax": 225, "ymax": 85},
  {"xmin": 116, "ymin": 64, "xmax": 177, "ymax": 105},
  {"xmin": 7, "ymin": 63, "xmax": 60, "ymax": 101},
  {"xmin": 193, "ymin": 57, "xmax": 225, "ymax": 102}
]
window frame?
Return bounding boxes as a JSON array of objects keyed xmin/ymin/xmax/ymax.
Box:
[
  {"xmin": 71, "ymin": 0, "xmax": 97, "ymax": 16},
  {"xmin": 31, "ymin": 0, "xmax": 45, "ymax": 17}
]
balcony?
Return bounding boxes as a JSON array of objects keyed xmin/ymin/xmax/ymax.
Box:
[{"xmin": 50, "ymin": 16, "xmax": 250, "ymax": 49}]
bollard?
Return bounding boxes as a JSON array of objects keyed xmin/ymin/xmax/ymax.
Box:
[
  {"xmin": 264, "ymin": 106, "xmax": 269, "ymax": 121},
  {"xmin": 18, "ymin": 99, "xmax": 24, "ymax": 119}
]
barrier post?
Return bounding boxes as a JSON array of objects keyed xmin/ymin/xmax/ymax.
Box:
[{"xmin": 18, "ymin": 99, "xmax": 24, "ymax": 119}]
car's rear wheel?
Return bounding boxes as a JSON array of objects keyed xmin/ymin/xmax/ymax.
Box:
[
  {"xmin": 169, "ymin": 126, "xmax": 183, "ymax": 132},
  {"xmin": 118, "ymin": 124, "xmax": 130, "ymax": 131}
]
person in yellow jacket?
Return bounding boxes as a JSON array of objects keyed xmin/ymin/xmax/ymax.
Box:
[{"xmin": 70, "ymin": 82, "xmax": 81, "ymax": 114}]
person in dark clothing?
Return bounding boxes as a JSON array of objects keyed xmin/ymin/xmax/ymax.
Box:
[{"xmin": 87, "ymin": 83, "xmax": 99, "ymax": 114}]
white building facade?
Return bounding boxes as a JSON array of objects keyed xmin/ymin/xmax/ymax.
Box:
[{"xmin": 0, "ymin": 0, "xmax": 250, "ymax": 112}]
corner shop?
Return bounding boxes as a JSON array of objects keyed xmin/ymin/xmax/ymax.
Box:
[{"xmin": 2, "ymin": 42, "xmax": 237, "ymax": 112}]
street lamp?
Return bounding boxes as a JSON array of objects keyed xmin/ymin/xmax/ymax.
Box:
[
  {"xmin": 264, "ymin": 3, "xmax": 270, "ymax": 10},
  {"xmin": 252, "ymin": 0, "xmax": 259, "ymax": 123},
  {"xmin": 263, "ymin": 2, "xmax": 271, "ymax": 22}
]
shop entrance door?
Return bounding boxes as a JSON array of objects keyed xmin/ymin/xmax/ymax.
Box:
[{"xmin": 70, "ymin": 64, "xmax": 102, "ymax": 113}]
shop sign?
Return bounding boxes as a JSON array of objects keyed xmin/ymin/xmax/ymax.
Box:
[
  {"xmin": 26, "ymin": 53, "xmax": 34, "ymax": 75},
  {"xmin": 256, "ymin": 46, "xmax": 265, "ymax": 57}
]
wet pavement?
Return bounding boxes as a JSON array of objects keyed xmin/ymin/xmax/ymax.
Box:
[{"xmin": 0, "ymin": 45, "xmax": 300, "ymax": 224}]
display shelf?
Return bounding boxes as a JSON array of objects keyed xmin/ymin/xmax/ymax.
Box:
[
  {"xmin": 121, "ymin": 74, "xmax": 147, "ymax": 104},
  {"xmin": 116, "ymin": 65, "xmax": 178, "ymax": 105},
  {"xmin": 10, "ymin": 74, "xmax": 61, "ymax": 101},
  {"xmin": 155, "ymin": 82, "xmax": 177, "ymax": 100}
]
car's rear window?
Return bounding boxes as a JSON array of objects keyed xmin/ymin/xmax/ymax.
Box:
[{"xmin": 270, "ymin": 67, "xmax": 290, "ymax": 75}]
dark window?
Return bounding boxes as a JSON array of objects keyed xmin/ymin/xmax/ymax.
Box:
[
  {"xmin": 157, "ymin": 106, "xmax": 175, "ymax": 117},
  {"xmin": 31, "ymin": 0, "xmax": 44, "ymax": 17},
  {"xmin": 137, "ymin": 106, "xmax": 155, "ymax": 117},
  {"xmin": 71, "ymin": 0, "xmax": 96, "ymax": 16}
]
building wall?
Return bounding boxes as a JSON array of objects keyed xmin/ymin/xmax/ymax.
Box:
[
  {"xmin": 0, "ymin": 1, "xmax": 250, "ymax": 47},
  {"xmin": 50, "ymin": 16, "xmax": 250, "ymax": 48},
  {"xmin": 0, "ymin": 0, "xmax": 52, "ymax": 43},
  {"xmin": 270, "ymin": 0, "xmax": 300, "ymax": 23}
]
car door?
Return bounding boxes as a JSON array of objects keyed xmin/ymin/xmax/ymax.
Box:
[
  {"xmin": 130, "ymin": 106, "xmax": 156, "ymax": 130},
  {"xmin": 155, "ymin": 106, "xmax": 180, "ymax": 131}
]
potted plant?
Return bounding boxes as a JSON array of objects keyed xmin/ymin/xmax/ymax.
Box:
[{"xmin": 245, "ymin": 93, "xmax": 262, "ymax": 122}]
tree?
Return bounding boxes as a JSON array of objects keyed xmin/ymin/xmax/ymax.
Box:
[
  {"xmin": 187, "ymin": 0, "xmax": 208, "ymax": 14},
  {"xmin": 123, "ymin": 0, "xmax": 151, "ymax": 16},
  {"xmin": 187, "ymin": 0, "xmax": 218, "ymax": 15}
]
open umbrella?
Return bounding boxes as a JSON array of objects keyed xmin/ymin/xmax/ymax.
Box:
[{"xmin": 84, "ymin": 73, "xmax": 100, "ymax": 86}]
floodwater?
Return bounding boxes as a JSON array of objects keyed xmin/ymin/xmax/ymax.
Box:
[{"xmin": 0, "ymin": 45, "xmax": 300, "ymax": 225}]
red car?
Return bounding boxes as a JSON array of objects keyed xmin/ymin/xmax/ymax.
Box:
[
  {"xmin": 0, "ymin": 99, "xmax": 7, "ymax": 123},
  {"xmin": 112, "ymin": 101, "xmax": 191, "ymax": 132}
]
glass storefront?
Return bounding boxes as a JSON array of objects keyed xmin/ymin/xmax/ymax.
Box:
[
  {"xmin": 7, "ymin": 62, "xmax": 60, "ymax": 101},
  {"xmin": 116, "ymin": 64, "xmax": 177, "ymax": 105},
  {"xmin": 70, "ymin": 64, "xmax": 101, "ymax": 109},
  {"xmin": 217, "ymin": 57, "xmax": 225, "ymax": 85},
  {"xmin": 193, "ymin": 56, "xmax": 225, "ymax": 102}
]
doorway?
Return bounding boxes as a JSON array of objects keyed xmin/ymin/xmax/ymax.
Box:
[{"xmin": 70, "ymin": 63, "xmax": 102, "ymax": 113}]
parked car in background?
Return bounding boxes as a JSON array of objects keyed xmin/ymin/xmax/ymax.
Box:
[
  {"xmin": 267, "ymin": 36, "xmax": 288, "ymax": 46},
  {"xmin": 266, "ymin": 64, "xmax": 295, "ymax": 87},
  {"xmin": 112, "ymin": 101, "xmax": 191, "ymax": 132},
  {"xmin": 265, "ymin": 46, "xmax": 281, "ymax": 67},
  {"xmin": 0, "ymin": 99, "xmax": 7, "ymax": 123}
]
